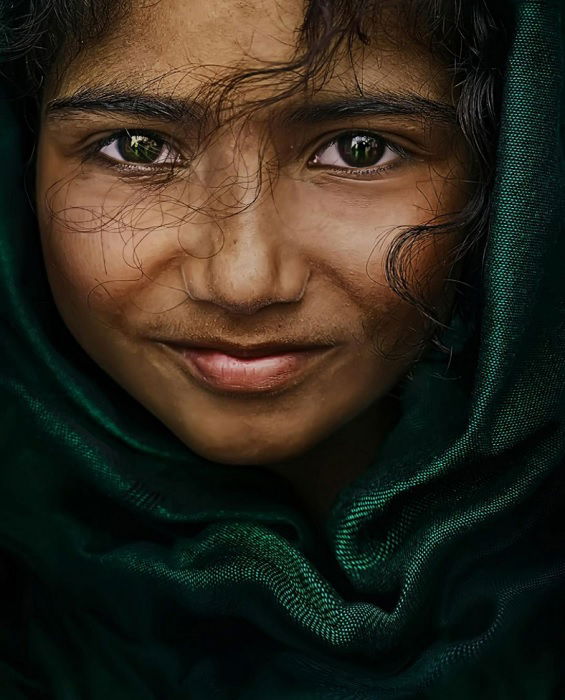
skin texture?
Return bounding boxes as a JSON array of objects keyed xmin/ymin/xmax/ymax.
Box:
[{"xmin": 35, "ymin": 0, "xmax": 471, "ymax": 528}]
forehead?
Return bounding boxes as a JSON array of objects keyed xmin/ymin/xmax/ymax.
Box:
[{"xmin": 47, "ymin": 0, "xmax": 453, "ymax": 106}]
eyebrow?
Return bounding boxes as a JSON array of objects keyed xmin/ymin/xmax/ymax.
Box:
[
  {"xmin": 45, "ymin": 87, "xmax": 457, "ymax": 126},
  {"xmin": 45, "ymin": 88, "xmax": 205, "ymax": 124},
  {"xmin": 285, "ymin": 94, "xmax": 457, "ymax": 125}
]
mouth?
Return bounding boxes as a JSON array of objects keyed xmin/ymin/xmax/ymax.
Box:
[{"xmin": 161, "ymin": 342, "xmax": 335, "ymax": 396}]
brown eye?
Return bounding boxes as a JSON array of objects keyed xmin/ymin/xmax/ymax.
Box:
[
  {"xmin": 116, "ymin": 133, "xmax": 165, "ymax": 164},
  {"xmin": 310, "ymin": 130, "xmax": 401, "ymax": 173},
  {"xmin": 97, "ymin": 130, "xmax": 177, "ymax": 167},
  {"xmin": 336, "ymin": 132, "xmax": 386, "ymax": 167}
]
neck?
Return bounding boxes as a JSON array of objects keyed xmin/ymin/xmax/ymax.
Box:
[{"xmin": 268, "ymin": 395, "xmax": 402, "ymax": 534}]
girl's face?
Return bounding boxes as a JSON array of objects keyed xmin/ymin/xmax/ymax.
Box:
[{"xmin": 35, "ymin": 0, "xmax": 469, "ymax": 468}]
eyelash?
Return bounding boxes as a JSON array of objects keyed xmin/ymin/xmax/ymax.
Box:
[
  {"xmin": 83, "ymin": 129, "xmax": 181, "ymax": 175},
  {"xmin": 308, "ymin": 132, "xmax": 411, "ymax": 178},
  {"xmin": 83, "ymin": 128, "xmax": 413, "ymax": 179}
]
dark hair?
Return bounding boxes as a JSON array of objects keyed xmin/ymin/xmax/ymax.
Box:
[{"xmin": 0, "ymin": 0, "xmax": 512, "ymax": 355}]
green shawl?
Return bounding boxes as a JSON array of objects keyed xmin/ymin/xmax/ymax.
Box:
[{"xmin": 0, "ymin": 1, "xmax": 563, "ymax": 697}]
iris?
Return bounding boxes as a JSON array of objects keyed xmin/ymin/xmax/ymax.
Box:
[
  {"xmin": 117, "ymin": 133, "xmax": 164, "ymax": 163},
  {"xmin": 338, "ymin": 133, "xmax": 384, "ymax": 167}
]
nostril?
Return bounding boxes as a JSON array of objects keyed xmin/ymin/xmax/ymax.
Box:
[
  {"xmin": 181, "ymin": 264, "xmax": 310, "ymax": 315},
  {"xmin": 205, "ymin": 295, "xmax": 294, "ymax": 316}
]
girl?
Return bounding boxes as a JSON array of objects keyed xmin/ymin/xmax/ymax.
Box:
[{"xmin": 0, "ymin": 0, "xmax": 563, "ymax": 697}]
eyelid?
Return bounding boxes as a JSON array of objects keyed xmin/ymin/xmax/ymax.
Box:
[
  {"xmin": 82, "ymin": 127, "xmax": 415, "ymax": 179},
  {"xmin": 306, "ymin": 130, "xmax": 413, "ymax": 177},
  {"xmin": 83, "ymin": 129, "xmax": 186, "ymax": 172}
]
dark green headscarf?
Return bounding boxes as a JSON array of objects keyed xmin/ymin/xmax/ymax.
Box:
[{"xmin": 0, "ymin": 1, "xmax": 563, "ymax": 697}]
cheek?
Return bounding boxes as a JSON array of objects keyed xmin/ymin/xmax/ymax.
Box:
[
  {"xmin": 36, "ymin": 169, "xmax": 195, "ymax": 320},
  {"xmin": 36, "ymin": 150, "xmax": 464, "ymax": 354},
  {"xmin": 278, "ymin": 171, "xmax": 464, "ymax": 319}
]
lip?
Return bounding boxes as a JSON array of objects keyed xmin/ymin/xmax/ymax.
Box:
[
  {"xmin": 163, "ymin": 343, "xmax": 333, "ymax": 395},
  {"xmin": 165, "ymin": 339, "xmax": 331, "ymax": 358}
]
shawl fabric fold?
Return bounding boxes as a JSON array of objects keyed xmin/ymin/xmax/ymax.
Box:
[{"xmin": 0, "ymin": 0, "xmax": 563, "ymax": 697}]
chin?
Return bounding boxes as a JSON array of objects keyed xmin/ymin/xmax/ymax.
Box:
[{"xmin": 182, "ymin": 430, "xmax": 312, "ymax": 467}]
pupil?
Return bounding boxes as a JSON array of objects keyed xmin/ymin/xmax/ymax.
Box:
[
  {"xmin": 118, "ymin": 134, "xmax": 163, "ymax": 163},
  {"xmin": 338, "ymin": 133, "xmax": 383, "ymax": 167}
]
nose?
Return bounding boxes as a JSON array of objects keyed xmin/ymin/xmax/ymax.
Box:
[{"xmin": 180, "ymin": 205, "xmax": 310, "ymax": 316}]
